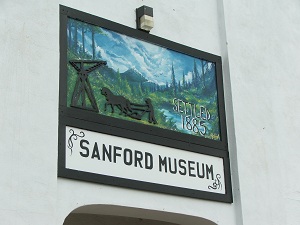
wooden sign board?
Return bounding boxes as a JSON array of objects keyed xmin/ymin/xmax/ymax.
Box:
[{"xmin": 58, "ymin": 5, "xmax": 232, "ymax": 203}]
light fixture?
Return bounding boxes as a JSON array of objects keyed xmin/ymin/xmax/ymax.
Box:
[{"xmin": 136, "ymin": 5, "xmax": 154, "ymax": 32}]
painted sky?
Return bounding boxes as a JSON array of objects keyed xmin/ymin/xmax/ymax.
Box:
[{"xmin": 70, "ymin": 19, "xmax": 214, "ymax": 86}]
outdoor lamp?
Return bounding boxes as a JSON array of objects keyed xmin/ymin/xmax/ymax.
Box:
[{"xmin": 136, "ymin": 5, "xmax": 154, "ymax": 32}]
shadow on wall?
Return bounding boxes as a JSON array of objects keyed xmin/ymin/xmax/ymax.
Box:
[{"xmin": 63, "ymin": 205, "xmax": 217, "ymax": 225}]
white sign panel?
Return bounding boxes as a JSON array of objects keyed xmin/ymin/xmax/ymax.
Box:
[{"xmin": 65, "ymin": 126, "xmax": 225, "ymax": 194}]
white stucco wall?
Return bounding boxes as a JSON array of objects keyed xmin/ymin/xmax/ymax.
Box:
[
  {"xmin": 223, "ymin": 1, "xmax": 300, "ymax": 224},
  {"xmin": 0, "ymin": 0, "xmax": 299, "ymax": 225}
]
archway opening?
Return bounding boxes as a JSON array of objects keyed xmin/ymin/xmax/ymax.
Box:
[
  {"xmin": 64, "ymin": 214, "xmax": 179, "ymax": 225},
  {"xmin": 63, "ymin": 205, "xmax": 217, "ymax": 225}
]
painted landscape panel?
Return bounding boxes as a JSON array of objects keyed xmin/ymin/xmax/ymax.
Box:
[{"xmin": 66, "ymin": 18, "xmax": 221, "ymax": 141}]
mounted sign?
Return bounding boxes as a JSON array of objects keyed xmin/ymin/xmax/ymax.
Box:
[
  {"xmin": 65, "ymin": 126, "xmax": 225, "ymax": 195},
  {"xmin": 58, "ymin": 5, "xmax": 232, "ymax": 202}
]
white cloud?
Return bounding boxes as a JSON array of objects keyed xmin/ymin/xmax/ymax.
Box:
[
  {"xmin": 186, "ymin": 71, "xmax": 193, "ymax": 82},
  {"xmin": 95, "ymin": 46, "xmax": 115, "ymax": 68},
  {"xmin": 103, "ymin": 29, "xmax": 121, "ymax": 44}
]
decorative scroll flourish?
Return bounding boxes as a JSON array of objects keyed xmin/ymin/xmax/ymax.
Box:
[
  {"xmin": 208, "ymin": 174, "xmax": 222, "ymax": 191},
  {"xmin": 67, "ymin": 129, "xmax": 85, "ymax": 155},
  {"xmin": 101, "ymin": 87, "xmax": 157, "ymax": 124}
]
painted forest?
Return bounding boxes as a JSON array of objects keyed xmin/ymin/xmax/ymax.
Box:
[{"xmin": 66, "ymin": 18, "xmax": 221, "ymax": 140}]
